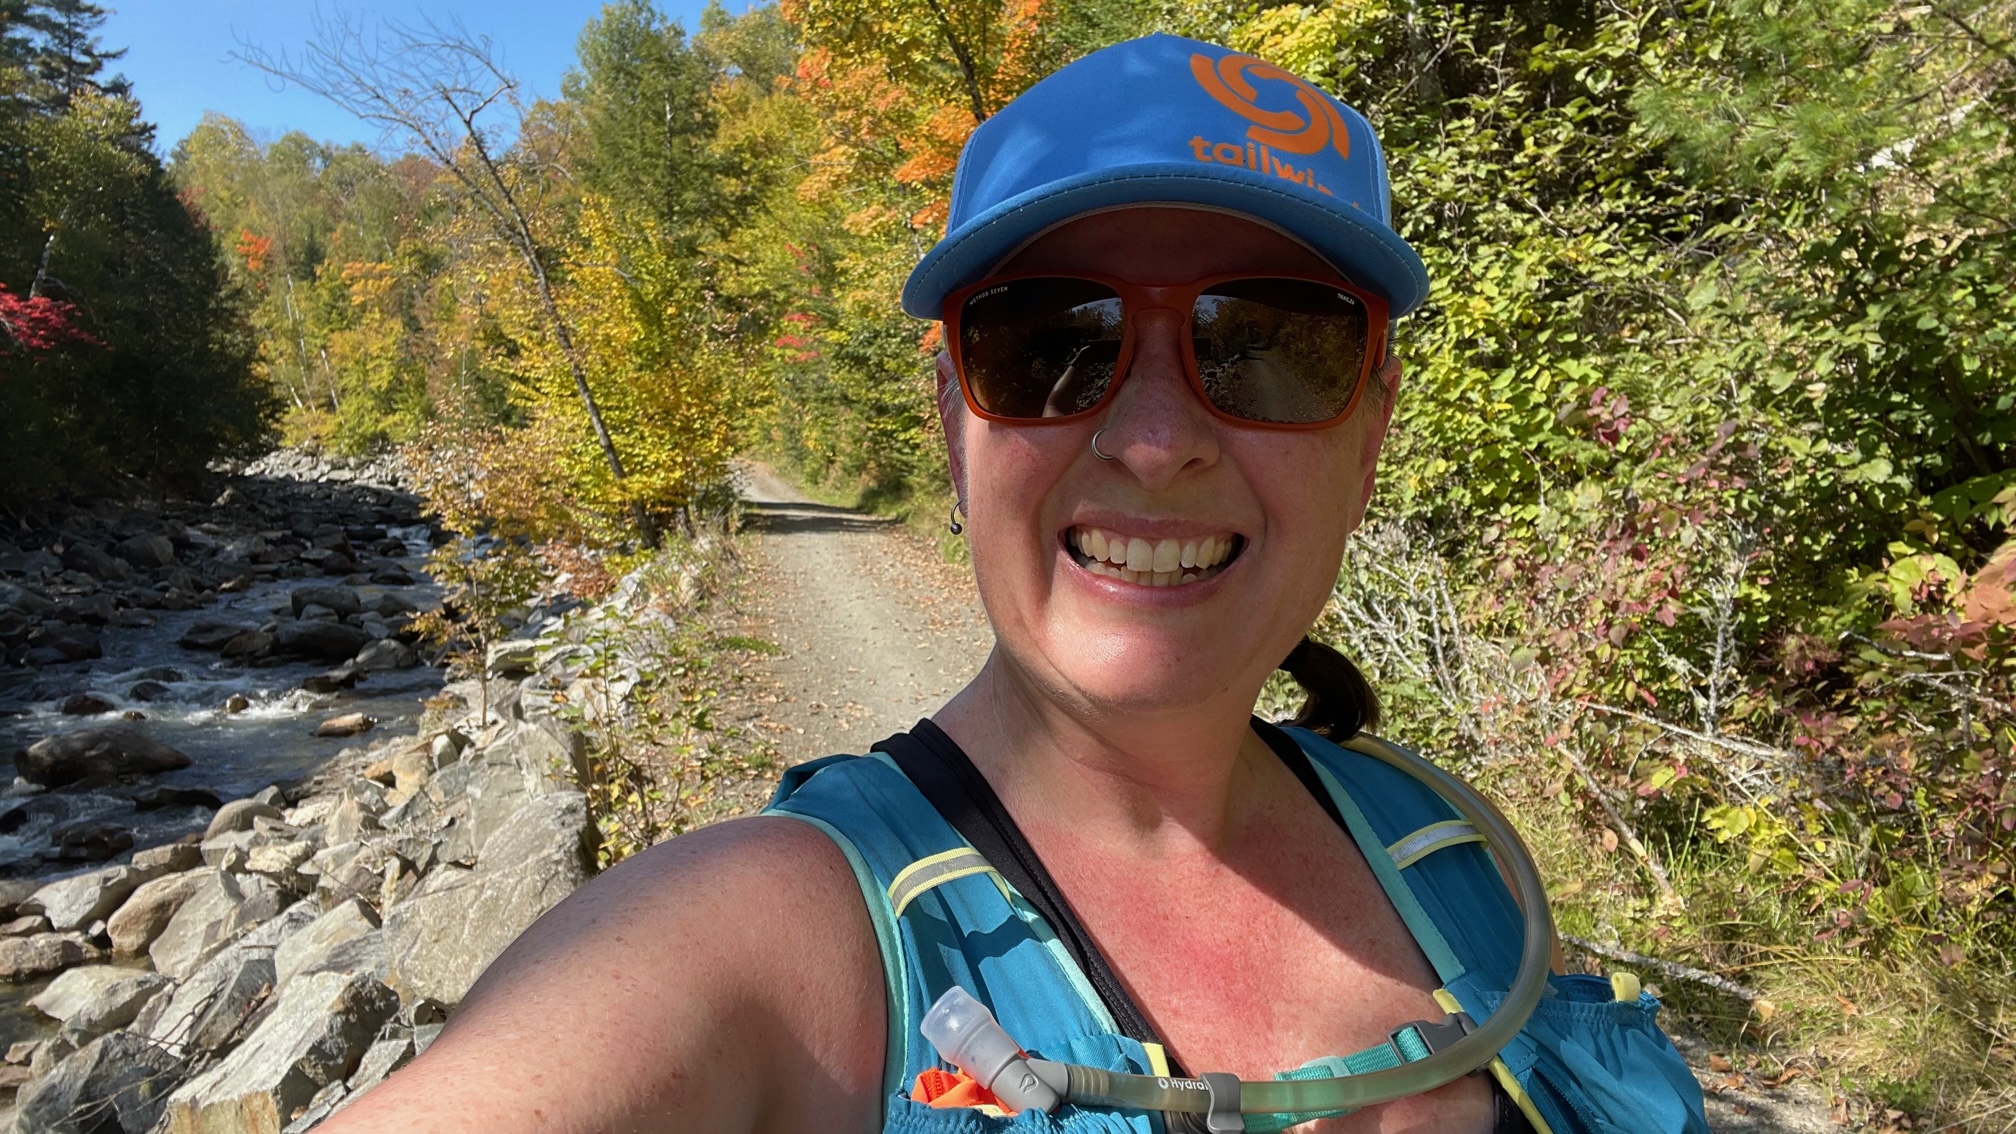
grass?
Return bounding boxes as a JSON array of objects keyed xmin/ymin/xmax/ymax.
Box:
[{"xmin": 1479, "ymin": 756, "xmax": 2016, "ymax": 1132}]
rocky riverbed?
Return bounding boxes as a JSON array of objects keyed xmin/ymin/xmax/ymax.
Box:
[{"xmin": 0, "ymin": 450, "xmax": 647, "ymax": 1132}]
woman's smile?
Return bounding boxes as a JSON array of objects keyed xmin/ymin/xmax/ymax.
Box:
[{"xmin": 1061, "ymin": 524, "xmax": 1246, "ymax": 588}]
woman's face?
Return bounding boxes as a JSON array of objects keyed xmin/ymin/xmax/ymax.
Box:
[{"xmin": 942, "ymin": 207, "xmax": 1400, "ymax": 721}]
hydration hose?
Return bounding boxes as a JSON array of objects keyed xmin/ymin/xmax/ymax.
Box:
[{"xmin": 921, "ymin": 734, "xmax": 1556, "ymax": 1132}]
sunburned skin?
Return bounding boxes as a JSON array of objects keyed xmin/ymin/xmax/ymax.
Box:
[{"xmin": 931, "ymin": 207, "xmax": 1496, "ymax": 1133}]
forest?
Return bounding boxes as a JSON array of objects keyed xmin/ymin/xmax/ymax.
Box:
[{"xmin": 3, "ymin": 0, "xmax": 2013, "ymax": 1126}]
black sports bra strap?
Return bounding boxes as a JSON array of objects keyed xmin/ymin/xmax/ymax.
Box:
[{"xmin": 873, "ymin": 720, "xmax": 1167, "ymax": 1049}]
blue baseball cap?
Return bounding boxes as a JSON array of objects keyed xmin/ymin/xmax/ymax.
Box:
[{"xmin": 901, "ymin": 33, "xmax": 1429, "ymax": 320}]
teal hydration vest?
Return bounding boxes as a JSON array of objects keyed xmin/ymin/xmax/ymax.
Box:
[{"xmin": 765, "ymin": 725, "xmax": 1710, "ymax": 1134}]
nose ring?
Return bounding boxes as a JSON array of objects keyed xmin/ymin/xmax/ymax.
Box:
[{"xmin": 1090, "ymin": 429, "xmax": 1116, "ymax": 462}]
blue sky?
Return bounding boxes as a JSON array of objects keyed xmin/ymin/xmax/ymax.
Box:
[{"xmin": 102, "ymin": 1, "xmax": 716, "ymax": 154}]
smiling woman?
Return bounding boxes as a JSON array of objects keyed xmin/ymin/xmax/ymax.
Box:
[{"xmin": 319, "ymin": 34, "xmax": 1710, "ymax": 1134}]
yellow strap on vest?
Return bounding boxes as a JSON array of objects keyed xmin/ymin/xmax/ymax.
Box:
[
  {"xmin": 887, "ymin": 847, "xmax": 1002, "ymax": 917},
  {"xmin": 1430, "ymin": 989, "xmax": 1556, "ymax": 1134},
  {"xmin": 1387, "ymin": 820, "xmax": 1488, "ymax": 870}
]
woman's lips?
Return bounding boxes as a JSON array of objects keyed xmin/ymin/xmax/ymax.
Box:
[{"xmin": 1062, "ymin": 525, "xmax": 1243, "ymax": 587}]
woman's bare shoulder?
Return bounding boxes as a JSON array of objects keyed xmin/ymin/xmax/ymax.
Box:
[{"xmin": 324, "ymin": 815, "xmax": 886, "ymax": 1134}]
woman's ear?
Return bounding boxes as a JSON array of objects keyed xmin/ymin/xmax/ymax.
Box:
[{"xmin": 935, "ymin": 350, "xmax": 969, "ymax": 501}]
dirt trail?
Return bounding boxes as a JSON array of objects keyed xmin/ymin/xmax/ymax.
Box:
[
  {"xmin": 720, "ymin": 464, "xmax": 1839, "ymax": 1134},
  {"xmin": 722, "ymin": 464, "xmax": 993, "ymax": 765}
]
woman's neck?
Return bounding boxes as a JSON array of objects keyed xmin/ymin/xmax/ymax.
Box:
[{"xmin": 931, "ymin": 647, "xmax": 1282, "ymax": 855}]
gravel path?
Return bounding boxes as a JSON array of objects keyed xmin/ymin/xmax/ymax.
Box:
[
  {"xmin": 719, "ymin": 463, "xmax": 1842, "ymax": 1134},
  {"xmin": 721, "ymin": 463, "xmax": 993, "ymax": 765}
]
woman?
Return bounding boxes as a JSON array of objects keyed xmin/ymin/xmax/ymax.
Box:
[{"xmin": 328, "ymin": 35, "xmax": 1707, "ymax": 1134}]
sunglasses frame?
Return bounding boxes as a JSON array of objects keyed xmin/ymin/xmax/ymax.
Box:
[{"xmin": 941, "ymin": 270, "xmax": 1390, "ymax": 431}]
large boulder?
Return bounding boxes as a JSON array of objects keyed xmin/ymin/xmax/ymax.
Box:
[
  {"xmin": 17, "ymin": 725, "xmax": 192, "ymax": 787},
  {"xmin": 204, "ymin": 799, "xmax": 283, "ymax": 840},
  {"xmin": 0, "ymin": 932, "xmax": 104, "ymax": 980},
  {"xmin": 57, "ymin": 970, "xmax": 170, "ymax": 1042},
  {"xmin": 273, "ymin": 620, "xmax": 370, "ymax": 661},
  {"xmin": 30, "ymin": 965, "xmax": 140, "ymax": 1022},
  {"xmin": 31, "ymin": 863, "xmax": 160, "ymax": 932},
  {"xmin": 179, "ymin": 619, "xmax": 254, "ymax": 651},
  {"xmin": 159, "ymin": 971, "xmax": 399, "ymax": 1134},
  {"xmin": 352, "ymin": 637, "xmax": 418, "ymax": 671},
  {"xmin": 14, "ymin": 1031, "xmax": 185, "ymax": 1134},
  {"xmin": 383, "ymin": 791, "xmax": 594, "ymax": 1006},
  {"xmin": 108, "ymin": 870, "xmax": 207, "ymax": 956},
  {"xmin": 21, "ymin": 625, "xmax": 101, "ymax": 665},
  {"xmin": 140, "ymin": 942, "xmax": 277, "ymax": 1055},
  {"xmin": 149, "ymin": 871, "xmax": 284, "ymax": 980},
  {"xmin": 116, "ymin": 534, "xmax": 177, "ymax": 570},
  {"xmin": 274, "ymin": 898, "xmax": 379, "ymax": 987},
  {"xmin": 288, "ymin": 586, "xmax": 361, "ymax": 618}
]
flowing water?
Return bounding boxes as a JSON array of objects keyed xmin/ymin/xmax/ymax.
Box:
[{"xmin": 0, "ymin": 528, "xmax": 445, "ymax": 1050}]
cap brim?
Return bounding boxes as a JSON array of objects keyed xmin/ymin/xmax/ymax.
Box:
[{"xmin": 901, "ymin": 163, "xmax": 1430, "ymax": 320}]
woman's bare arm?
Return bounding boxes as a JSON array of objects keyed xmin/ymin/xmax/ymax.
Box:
[{"xmin": 321, "ymin": 816, "xmax": 887, "ymax": 1134}]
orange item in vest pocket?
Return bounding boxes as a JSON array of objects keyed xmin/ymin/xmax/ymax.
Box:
[{"xmin": 911, "ymin": 1067, "xmax": 1015, "ymax": 1114}]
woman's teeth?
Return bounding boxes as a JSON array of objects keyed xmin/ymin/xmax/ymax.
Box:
[{"xmin": 1067, "ymin": 527, "xmax": 1238, "ymax": 587}]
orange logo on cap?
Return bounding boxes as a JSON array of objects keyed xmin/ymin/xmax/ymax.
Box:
[{"xmin": 1189, "ymin": 53, "xmax": 1351, "ymax": 159}]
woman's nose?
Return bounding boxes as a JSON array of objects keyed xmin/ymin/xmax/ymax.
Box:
[{"xmin": 1096, "ymin": 308, "xmax": 1220, "ymax": 489}]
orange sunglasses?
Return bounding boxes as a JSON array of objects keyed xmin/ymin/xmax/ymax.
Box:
[{"xmin": 942, "ymin": 271, "xmax": 1388, "ymax": 430}]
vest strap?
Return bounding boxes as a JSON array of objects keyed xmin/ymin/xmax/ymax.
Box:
[{"xmin": 1386, "ymin": 820, "xmax": 1487, "ymax": 869}]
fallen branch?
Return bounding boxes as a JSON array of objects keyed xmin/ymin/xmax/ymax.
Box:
[
  {"xmin": 1559, "ymin": 743, "xmax": 1682, "ymax": 907},
  {"xmin": 1574, "ymin": 700, "xmax": 1797, "ymax": 764},
  {"xmin": 1563, "ymin": 935, "xmax": 1762, "ymax": 1002}
]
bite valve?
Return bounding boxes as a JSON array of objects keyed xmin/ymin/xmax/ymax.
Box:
[{"xmin": 920, "ymin": 986, "xmax": 1065, "ymax": 1114}]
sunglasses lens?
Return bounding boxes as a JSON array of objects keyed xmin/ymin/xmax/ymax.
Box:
[
  {"xmin": 1192, "ymin": 279, "xmax": 1371, "ymax": 425},
  {"xmin": 958, "ymin": 278, "xmax": 1123, "ymax": 419}
]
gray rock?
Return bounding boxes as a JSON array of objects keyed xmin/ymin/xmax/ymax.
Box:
[
  {"xmin": 159, "ymin": 971, "xmax": 399, "ymax": 1134},
  {"xmin": 274, "ymin": 620, "xmax": 370, "ymax": 661},
  {"xmin": 57, "ymin": 970, "xmax": 169, "ymax": 1041},
  {"xmin": 30, "ymin": 965, "xmax": 138, "ymax": 1022},
  {"xmin": 352, "ymin": 638, "xmax": 418, "ymax": 671},
  {"xmin": 132, "ymin": 843, "xmax": 203, "ymax": 873},
  {"xmin": 149, "ymin": 871, "xmax": 284, "ymax": 980},
  {"xmin": 14, "ymin": 1031, "xmax": 185, "ymax": 1134},
  {"xmin": 252, "ymin": 785, "xmax": 287, "ymax": 808},
  {"xmin": 204, "ymin": 799, "xmax": 283, "ymax": 840},
  {"xmin": 0, "ymin": 933, "xmax": 103, "ymax": 980},
  {"xmin": 24, "ymin": 623, "xmax": 105, "ymax": 664},
  {"xmin": 290, "ymin": 586, "xmax": 362, "ymax": 618},
  {"xmin": 484, "ymin": 639, "xmax": 537, "ymax": 678},
  {"xmin": 57, "ymin": 692, "xmax": 114, "ymax": 715},
  {"xmin": 176, "ymin": 617, "xmax": 246, "ymax": 650},
  {"xmin": 3, "ymin": 913, "xmax": 50, "ymax": 935},
  {"xmin": 116, "ymin": 534, "xmax": 177, "ymax": 570},
  {"xmin": 31, "ymin": 864, "xmax": 159, "ymax": 932},
  {"xmin": 107, "ymin": 870, "xmax": 204, "ymax": 956},
  {"xmin": 343, "ymin": 1032, "xmax": 413, "ymax": 1096},
  {"xmin": 275, "ymin": 898, "xmax": 379, "ymax": 987},
  {"xmin": 16, "ymin": 725, "xmax": 191, "ymax": 787},
  {"xmin": 141, "ymin": 943, "xmax": 276, "ymax": 1055},
  {"xmin": 245, "ymin": 841, "xmax": 316, "ymax": 889},
  {"xmin": 384, "ymin": 791, "xmax": 594, "ymax": 1005},
  {"xmin": 313, "ymin": 712, "xmax": 375, "ymax": 738},
  {"xmin": 199, "ymin": 829, "xmax": 258, "ymax": 867},
  {"xmin": 324, "ymin": 798, "xmax": 380, "ymax": 846},
  {"xmin": 295, "ymin": 928, "xmax": 388, "ymax": 983},
  {"xmin": 281, "ymin": 1080, "xmax": 348, "ymax": 1133}
]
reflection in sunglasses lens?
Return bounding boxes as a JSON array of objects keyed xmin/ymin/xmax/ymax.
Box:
[
  {"xmin": 1193, "ymin": 280, "xmax": 1368, "ymax": 425},
  {"xmin": 960, "ymin": 279, "xmax": 1123, "ymax": 418}
]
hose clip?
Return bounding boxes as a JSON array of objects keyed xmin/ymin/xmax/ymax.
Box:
[{"xmin": 1391, "ymin": 1011, "xmax": 1477, "ymax": 1059}]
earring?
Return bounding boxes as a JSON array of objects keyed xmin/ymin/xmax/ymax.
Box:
[{"xmin": 948, "ymin": 500, "xmax": 967, "ymax": 535}]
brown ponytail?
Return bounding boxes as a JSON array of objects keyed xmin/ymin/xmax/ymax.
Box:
[{"xmin": 1279, "ymin": 637, "xmax": 1380, "ymax": 738}]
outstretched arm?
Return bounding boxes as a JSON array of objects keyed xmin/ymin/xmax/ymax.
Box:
[{"xmin": 322, "ymin": 816, "xmax": 887, "ymax": 1134}]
